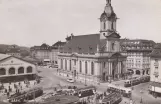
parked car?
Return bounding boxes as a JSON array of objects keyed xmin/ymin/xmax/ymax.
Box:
[{"xmin": 67, "ymin": 79, "xmax": 75, "ymax": 83}]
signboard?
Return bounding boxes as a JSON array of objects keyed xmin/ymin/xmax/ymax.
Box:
[{"xmin": 0, "ymin": 63, "xmax": 23, "ymax": 66}]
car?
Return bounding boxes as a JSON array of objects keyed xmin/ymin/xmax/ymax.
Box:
[{"xmin": 67, "ymin": 79, "xmax": 75, "ymax": 83}]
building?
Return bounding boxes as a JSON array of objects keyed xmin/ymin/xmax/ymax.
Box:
[
  {"xmin": 51, "ymin": 41, "xmax": 66, "ymax": 65},
  {"xmin": 30, "ymin": 42, "xmax": 66, "ymax": 65},
  {"xmin": 30, "ymin": 43, "xmax": 52, "ymax": 64},
  {"xmin": 5, "ymin": 45, "xmax": 21, "ymax": 58},
  {"xmin": 57, "ymin": 0, "xmax": 127, "ymax": 83},
  {"xmin": 150, "ymin": 43, "xmax": 161, "ymax": 83},
  {"xmin": 149, "ymin": 43, "xmax": 161, "ymax": 97},
  {"xmin": 121, "ymin": 39, "xmax": 155, "ymax": 75},
  {"xmin": 0, "ymin": 54, "xmax": 37, "ymax": 83}
]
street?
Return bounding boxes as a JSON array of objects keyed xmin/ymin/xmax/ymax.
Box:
[{"xmin": 37, "ymin": 67, "xmax": 161, "ymax": 104}]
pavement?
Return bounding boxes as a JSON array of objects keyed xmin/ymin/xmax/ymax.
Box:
[{"xmin": 31, "ymin": 67, "xmax": 161, "ymax": 104}]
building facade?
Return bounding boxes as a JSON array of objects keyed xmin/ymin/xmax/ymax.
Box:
[
  {"xmin": 30, "ymin": 43, "xmax": 52, "ymax": 64},
  {"xmin": 51, "ymin": 41, "xmax": 66, "ymax": 65},
  {"xmin": 57, "ymin": 0, "xmax": 127, "ymax": 84},
  {"xmin": 121, "ymin": 39, "xmax": 155, "ymax": 75},
  {"xmin": 30, "ymin": 42, "xmax": 65, "ymax": 65},
  {"xmin": 0, "ymin": 54, "xmax": 37, "ymax": 83},
  {"xmin": 150, "ymin": 43, "xmax": 161, "ymax": 83}
]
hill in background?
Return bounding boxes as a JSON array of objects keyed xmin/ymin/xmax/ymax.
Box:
[{"xmin": 0, "ymin": 44, "xmax": 30, "ymax": 57}]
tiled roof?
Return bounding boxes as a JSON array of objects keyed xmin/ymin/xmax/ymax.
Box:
[
  {"xmin": 150, "ymin": 43, "xmax": 161, "ymax": 58},
  {"xmin": 60, "ymin": 34, "xmax": 100, "ymax": 54}
]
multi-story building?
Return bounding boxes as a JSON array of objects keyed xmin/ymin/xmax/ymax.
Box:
[
  {"xmin": 0, "ymin": 53, "xmax": 37, "ymax": 83},
  {"xmin": 150, "ymin": 43, "xmax": 161, "ymax": 83},
  {"xmin": 120, "ymin": 39, "xmax": 155, "ymax": 75},
  {"xmin": 149, "ymin": 43, "xmax": 161, "ymax": 97},
  {"xmin": 5, "ymin": 45, "xmax": 21, "ymax": 58},
  {"xmin": 51, "ymin": 41, "xmax": 66, "ymax": 65},
  {"xmin": 57, "ymin": 0, "xmax": 127, "ymax": 84},
  {"xmin": 30, "ymin": 43, "xmax": 52, "ymax": 63},
  {"xmin": 30, "ymin": 42, "xmax": 66, "ymax": 65}
]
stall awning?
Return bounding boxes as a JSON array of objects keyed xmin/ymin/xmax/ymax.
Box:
[{"xmin": 150, "ymin": 82, "xmax": 161, "ymax": 88}]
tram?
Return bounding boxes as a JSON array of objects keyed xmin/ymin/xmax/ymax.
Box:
[
  {"xmin": 124, "ymin": 76, "xmax": 150, "ymax": 87},
  {"xmin": 107, "ymin": 84, "xmax": 132, "ymax": 98},
  {"xmin": 102, "ymin": 92, "xmax": 122, "ymax": 104},
  {"xmin": 74, "ymin": 86, "xmax": 96, "ymax": 98},
  {"xmin": 9, "ymin": 87, "xmax": 43, "ymax": 103}
]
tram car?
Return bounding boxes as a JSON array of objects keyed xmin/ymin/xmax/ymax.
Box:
[
  {"xmin": 9, "ymin": 87, "xmax": 43, "ymax": 103},
  {"xmin": 107, "ymin": 84, "xmax": 132, "ymax": 98},
  {"xmin": 124, "ymin": 76, "xmax": 150, "ymax": 87},
  {"xmin": 74, "ymin": 86, "xmax": 96, "ymax": 98},
  {"xmin": 102, "ymin": 92, "xmax": 122, "ymax": 104}
]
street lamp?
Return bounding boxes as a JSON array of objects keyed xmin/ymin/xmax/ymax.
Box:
[{"xmin": 140, "ymin": 88, "xmax": 144, "ymax": 104}]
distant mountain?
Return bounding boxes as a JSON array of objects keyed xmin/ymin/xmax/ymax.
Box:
[{"xmin": 0, "ymin": 44, "xmax": 30, "ymax": 57}]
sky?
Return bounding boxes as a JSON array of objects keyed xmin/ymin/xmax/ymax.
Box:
[{"xmin": 0, "ymin": 0, "xmax": 161, "ymax": 47}]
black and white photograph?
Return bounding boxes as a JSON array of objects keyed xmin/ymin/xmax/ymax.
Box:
[{"xmin": 0, "ymin": 0, "xmax": 161, "ymax": 104}]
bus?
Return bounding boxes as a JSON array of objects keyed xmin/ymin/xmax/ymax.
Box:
[{"xmin": 107, "ymin": 84, "xmax": 132, "ymax": 98}]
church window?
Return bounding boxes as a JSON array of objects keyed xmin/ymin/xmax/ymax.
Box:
[
  {"xmin": 65, "ymin": 60, "xmax": 67, "ymax": 70},
  {"xmin": 103, "ymin": 22, "xmax": 106, "ymax": 30},
  {"xmin": 85, "ymin": 61, "xmax": 88, "ymax": 74},
  {"xmin": 91, "ymin": 62, "xmax": 94, "ymax": 75},
  {"xmin": 80, "ymin": 61, "xmax": 82, "ymax": 73},
  {"xmin": 112, "ymin": 43, "xmax": 115, "ymax": 50},
  {"xmin": 70, "ymin": 60, "xmax": 72, "ymax": 71},
  {"xmin": 61, "ymin": 59, "xmax": 63, "ymax": 69}
]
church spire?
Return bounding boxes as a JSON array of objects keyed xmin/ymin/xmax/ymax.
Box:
[{"xmin": 106, "ymin": 0, "xmax": 111, "ymax": 5}]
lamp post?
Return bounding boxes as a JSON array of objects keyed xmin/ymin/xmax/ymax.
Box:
[{"xmin": 140, "ymin": 88, "xmax": 144, "ymax": 104}]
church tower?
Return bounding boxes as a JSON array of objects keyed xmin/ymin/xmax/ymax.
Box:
[{"xmin": 100, "ymin": 0, "xmax": 119, "ymax": 39}]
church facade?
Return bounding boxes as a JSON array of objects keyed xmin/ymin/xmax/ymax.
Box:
[{"xmin": 57, "ymin": 0, "xmax": 127, "ymax": 84}]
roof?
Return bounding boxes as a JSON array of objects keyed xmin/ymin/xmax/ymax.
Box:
[
  {"xmin": 150, "ymin": 43, "xmax": 161, "ymax": 58},
  {"xmin": 52, "ymin": 41, "xmax": 66, "ymax": 49},
  {"xmin": 40, "ymin": 95, "xmax": 79, "ymax": 104},
  {"xmin": 30, "ymin": 43, "xmax": 52, "ymax": 51},
  {"xmin": 0, "ymin": 54, "xmax": 35, "ymax": 65},
  {"xmin": 120, "ymin": 39, "xmax": 155, "ymax": 51},
  {"xmin": 22, "ymin": 56, "xmax": 40, "ymax": 63},
  {"xmin": 60, "ymin": 34, "xmax": 100, "ymax": 54},
  {"xmin": 0, "ymin": 53, "xmax": 10, "ymax": 60}
]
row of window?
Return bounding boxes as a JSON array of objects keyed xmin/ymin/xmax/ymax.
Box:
[
  {"xmin": 61, "ymin": 59, "xmax": 95, "ymax": 75},
  {"xmin": 0, "ymin": 66, "xmax": 33, "ymax": 75}
]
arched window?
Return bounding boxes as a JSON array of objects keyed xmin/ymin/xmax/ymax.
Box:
[
  {"xmin": 27, "ymin": 66, "xmax": 33, "ymax": 73},
  {"xmin": 0, "ymin": 68, "xmax": 6, "ymax": 75},
  {"xmin": 103, "ymin": 22, "xmax": 106, "ymax": 30},
  {"xmin": 9, "ymin": 67, "xmax": 15, "ymax": 75},
  {"xmin": 112, "ymin": 43, "xmax": 115, "ymax": 50},
  {"xmin": 18, "ymin": 67, "xmax": 24, "ymax": 74},
  {"xmin": 70, "ymin": 60, "xmax": 72, "ymax": 71},
  {"xmin": 61, "ymin": 59, "xmax": 63, "ymax": 69},
  {"xmin": 65, "ymin": 60, "xmax": 67, "ymax": 70},
  {"xmin": 85, "ymin": 61, "xmax": 88, "ymax": 74},
  {"xmin": 80, "ymin": 61, "xmax": 82, "ymax": 73},
  {"xmin": 91, "ymin": 62, "xmax": 94, "ymax": 75}
]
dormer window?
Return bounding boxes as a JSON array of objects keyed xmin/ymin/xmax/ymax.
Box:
[{"xmin": 104, "ymin": 22, "xmax": 106, "ymax": 30}]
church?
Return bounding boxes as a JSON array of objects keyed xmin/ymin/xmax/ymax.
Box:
[{"xmin": 57, "ymin": 0, "xmax": 127, "ymax": 84}]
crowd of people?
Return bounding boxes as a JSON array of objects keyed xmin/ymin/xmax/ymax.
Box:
[{"xmin": 0, "ymin": 79, "xmax": 38, "ymax": 99}]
